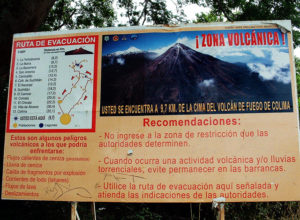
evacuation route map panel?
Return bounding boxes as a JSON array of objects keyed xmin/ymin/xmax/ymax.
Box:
[{"xmin": 6, "ymin": 35, "xmax": 98, "ymax": 132}]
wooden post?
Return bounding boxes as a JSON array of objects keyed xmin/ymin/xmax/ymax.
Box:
[
  {"xmin": 212, "ymin": 197, "xmax": 226, "ymax": 220},
  {"xmin": 198, "ymin": 203, "xmax": 201, "ymax": 220},
  {"xmin": 91, "ymin": 202, "xmax": 97, "ymax": 220},
  {"xmin": 71, "ymin": 202, "xmax": 78, "ymax": 220},
  {"xmin": 219, "ymin": 202, "xmax": 225, "ymax": 220}
]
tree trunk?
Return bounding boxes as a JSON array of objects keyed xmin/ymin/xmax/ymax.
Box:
[{"xmin": 0, "ymin": 0, "xmax": 56, "ymax": 91}]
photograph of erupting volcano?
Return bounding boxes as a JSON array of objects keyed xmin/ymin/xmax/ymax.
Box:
[{"xmin": 100, "ymin": 29, "xmax": 293, "ymax": 116}]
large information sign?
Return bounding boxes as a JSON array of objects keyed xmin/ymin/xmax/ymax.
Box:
[{"xmin": 2, "ymin": 21, "xmax": 300, "ymax": 202}]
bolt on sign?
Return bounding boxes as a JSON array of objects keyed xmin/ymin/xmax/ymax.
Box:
[{"xmin": 2, "ymin": 20, "xmax": 300, "ymax": 202}]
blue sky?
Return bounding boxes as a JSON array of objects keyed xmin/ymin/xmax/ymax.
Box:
[
  {"xmin": 102, "ymin": 28, "xmax": 287, "ymax": 55},
  {"xmin": 102, "ymin": 32, "xmax": 196, "ymax": 55}
]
